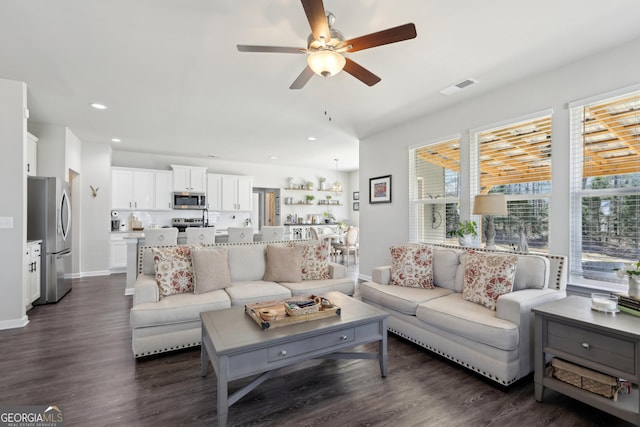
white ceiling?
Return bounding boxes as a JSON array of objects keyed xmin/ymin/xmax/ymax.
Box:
[{"xmin": 2, "ymin": 0, "xmax": 640, "ymax": 172}]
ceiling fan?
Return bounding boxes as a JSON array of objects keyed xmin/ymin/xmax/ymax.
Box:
[{"xmin": 237, "ymin": 0, "xmax": 417, "ymax": 89}]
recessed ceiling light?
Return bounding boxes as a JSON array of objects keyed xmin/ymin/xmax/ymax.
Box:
[
  {"xmin": 307, "ymin": 136, "xmax": 317, "ymax": 141},
  {"xmin": 90, "ymin": 103, "xmax": 108, "ymax": 110},
  {"xmin": 269, "ymin": 156, "xmax": 278, "ymax": 160},
  {"xmin": 439, "ymin": 78, "xmax": 478, "ymax": 96},
  {"xmin": 207, "ymin": 154, "xmax": 221, "ymax": 159},
  {"xmin": 111, "ymin": 138, "xmax": 121, "ymax": 142}
]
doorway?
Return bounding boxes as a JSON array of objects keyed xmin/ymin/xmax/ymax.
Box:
[{"xmin": 252, "ymin": 188, "xmax": 281, "ymax": 229}]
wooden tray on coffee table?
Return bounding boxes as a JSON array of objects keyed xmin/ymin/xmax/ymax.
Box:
[{"xmin": 245, "ymin": 296, "xmax": 341, "ymax": 330}]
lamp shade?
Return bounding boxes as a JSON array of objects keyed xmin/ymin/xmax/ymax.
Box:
[
  {"xmin": 307, "ymin": 50, "xmax": 346, "ymax": 77},
  {"xmin": 473, "ymin": 194, "xmax": 508, "ymax": 216}
]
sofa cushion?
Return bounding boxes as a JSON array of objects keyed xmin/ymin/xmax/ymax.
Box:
[
  {"xmin": 513, "ymin": 254, "xmax": 550, "ymax": 290},
  {"xmin": 152, "ymin": 245, "xmax": 195, "ymax": 299},
  {"xmin": 280, "ymin": 277, "xmax": 355, "ymax": 297},
  {"xmin": 288, "ymin": 242, "xmax": 330, "ymax": 280},
  {"xmin": 263, "ymin": 244, "xmax": 302, "ymax": 282},
  {"xmin": 224, "ymin": 281, "xmax": 292, "ymax": 306},
  {"xmin": 192, "ymin": 248, "xmax": 232, "ymax": 294},
  {"xmin": 130, "ymin": 289, "xmax": 231, "ymax": 328},
  {"xmin": 227, "ymin": 244, "xmax": 267, "ymax": 282},
  {"xmin": 433, "ymin": 248, "xmax": 462, "ymax": 291},
  {"xmin": 417, "ymin": 293, "xmax": 519, "ymax": 351},
  {"xmin": 390, "ymin": 245, "xmax": 434, "ymax": 288},
  {"xmin": 360, "ymin": 281, "xmax": 453, "ymax": 315},
  {"xmin": 462, "ymin": 251, "xmax": 518, "ymax": 310}
]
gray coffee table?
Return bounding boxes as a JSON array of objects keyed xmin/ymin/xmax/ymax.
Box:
[{"xmin": 200, "ymin": 291, "xmax": 388, "ymax": 426}]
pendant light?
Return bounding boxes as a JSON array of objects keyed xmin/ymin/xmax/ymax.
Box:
[{"xmin": 331, "ymin": 158, "xmax": 343, "ymax": 195}]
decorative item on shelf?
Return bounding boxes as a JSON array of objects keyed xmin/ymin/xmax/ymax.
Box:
[
  {"xmin": 473, "ymin": 193, "xmax": 508, "ymax": 249},
  {"xmin": 305, "ymin": 194, "xmax": 315, "ymax": 204},
  {"xmin": 89, "ymin": 185, "xmax": 99, "ymax": 198},
  {"xmin": 447, "ymin": 221, "xmax": 478, "ymax": 247},
  {"xmin": 615, "ymin": 260, "xmax": 640, "ymax": 297},
  {"xmin": 306, "ymin": 181, "xmax": 314, "ymax": 190},
  {"xmin": 287, "ymin": 176, "xmax": 294, "ymax": 189},
  {"xmin": 331, "ymin": 158, "xmax": 343, "ymax": 195},
  {"xmin": 319, "ymin": 177, "xmax": 327, "ymax": 190}
]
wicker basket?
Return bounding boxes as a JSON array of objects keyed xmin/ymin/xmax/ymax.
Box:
[
  {"xmin": 550, "ymin": 358, "xmax": 622, "ymax": 400},
  {"xmin": 284, "ymin": 299, "xmax": 320, "ymax": 317}
]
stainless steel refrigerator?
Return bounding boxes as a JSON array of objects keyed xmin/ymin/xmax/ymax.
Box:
[{"xmin": 27, "ymin": 176, "xmax": 72, "ymax": 304}]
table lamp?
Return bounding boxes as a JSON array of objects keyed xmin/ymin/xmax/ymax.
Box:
[{"xmin": 473, "ymin": 194, "xmax": 508, "ymax": 249}]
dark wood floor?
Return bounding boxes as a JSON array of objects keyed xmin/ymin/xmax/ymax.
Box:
[{"xmin": 0, "ymin": 273, "xmax": 633, "ymax": 427}]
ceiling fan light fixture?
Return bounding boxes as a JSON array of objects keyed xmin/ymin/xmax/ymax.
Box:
[{"xmin": 307, "ymin": 49, "xmax": 345, "ymax": 77}]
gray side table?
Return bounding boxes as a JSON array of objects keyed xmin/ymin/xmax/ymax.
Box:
[{"xmin": 533, "ymin": 295, "xmax": 640, "ymax": 425}]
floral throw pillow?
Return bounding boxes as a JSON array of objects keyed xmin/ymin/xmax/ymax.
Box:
[
  {"xmin": 462, "ymin": 251, "xmax": 518, "ymax": 310},
  {"xmin": 287, "ymin": 242, "xmax": 330, "ymax": 280},
  {"xmin": 390, "ymin": 245, "xmax": 434, "ymax": 288},
  {"xmin": 152, "ymin": 245, "xmax": 195, "ymax": 299}
]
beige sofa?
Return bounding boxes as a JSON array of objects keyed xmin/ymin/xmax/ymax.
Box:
[
  {"xmin": 130, "ymin": 241, "xmax": 355, "ymax": 357},
  {"xmin": 360, "ymin": 244, "xmax": 567, "ymax": 385}
]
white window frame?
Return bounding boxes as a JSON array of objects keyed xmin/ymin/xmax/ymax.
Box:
[{"xmin": 569, "ymin": 84, "xmax": 640, "ymax": 288}]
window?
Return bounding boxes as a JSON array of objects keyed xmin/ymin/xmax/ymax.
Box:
[
  {"xmin": 570, "ymin": 89, "xmax": 640, "ymax": 285},
  {"xmin": 409, "ymin": 137, "xmax": 461, "ymax": 243},
  {"xmin": 471, "ymin": 113, "xmax": 552, "ymax": 252}
]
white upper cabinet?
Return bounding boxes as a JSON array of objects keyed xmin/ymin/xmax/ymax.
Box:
[
  {"xmin": 213, "ymin": 174, "xmax": 253, "ymax": 211},
  {"xmin": 206, "ymin": 174, "xmax": 222, "ymax": 211},
  {"xmin": 171, "ymin": 165, "xmax": 207, "ymax": 192},
  {"xmin": 26, "ymin": 132, "xmax": 38, "ymax": 176},
  {"xmin": 154, "ymin": 171, "xmax": 172, "ymax": 210},
  {"xmin": 111, "ymin": 167, "xmax": 156, "ymax": 210}
]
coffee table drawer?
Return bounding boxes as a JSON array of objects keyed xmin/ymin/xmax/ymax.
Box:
[
  {"xmin": 267, "ymin": 328, "xmax": 355, "ymax": 362},
  {"xmin": 547, "ymin": 320, "xmax": 635, "ymax": 374}
]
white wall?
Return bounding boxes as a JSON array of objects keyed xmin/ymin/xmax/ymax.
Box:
[
  {"xmin": 359, "ymin": 36, "xmax": 640, "ymax": 280},
  {"xmin": 0, "ymin": 78, "xmax": 28, "ymax": 329},
  {"xmin": 80, "ymin": 142, "xmax": 112, "ymax": 275}
]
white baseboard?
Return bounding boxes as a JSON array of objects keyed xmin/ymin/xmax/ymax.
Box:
[
  {"xmin": 358, "ymin": 273, "xmax": 372, "ymax": 282},
  {"xmin": 124, "ymin": 288, "xmax": 134, "ymax": 296},
  {"xmin": 76, "ymin": 270, "xmax": 111, "ymax": 278},
  {"xmin": 0, "ymin": 316, "xmax": 29, "ymax": 330}
]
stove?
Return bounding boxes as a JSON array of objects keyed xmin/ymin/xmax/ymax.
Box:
[{"xmin": 172, "ymin": 217, "xmax": 204, "ymax": 232}]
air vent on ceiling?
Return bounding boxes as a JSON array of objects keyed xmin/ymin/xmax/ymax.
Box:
[{"xmin": 439, "ymin": 78, "xmax": 478, "ymax": 96}]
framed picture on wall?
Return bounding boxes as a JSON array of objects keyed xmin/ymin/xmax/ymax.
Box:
[
  {"xmin": 353, "ymin": 202, "xmax": 360, "ymax": 211},
  {"xmin": 353, "ymin": 191, "xmax": 360, "ymax": 200},
  {"xmin": 369, "ymin": 175, "xmax": 392, "ymax": 204}
]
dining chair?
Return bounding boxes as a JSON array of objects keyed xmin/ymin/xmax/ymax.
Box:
[
  {"xmin": 260, "ymin": 226, "xmax": 285, "ymax": 241},
  {"xmin": 144, "ymin": 227, "xmax": 179, "ymax": 246},
  {"xmin": 185, "ymin": 226, "xmax": 216, "ymax": 245},
  {"xmin": 227, "ymin": 226, "xmax": 254, "ymax": 243},
  {"xmin": 333, "ymin": 226, "xmax": 359, "ymax": 266}
]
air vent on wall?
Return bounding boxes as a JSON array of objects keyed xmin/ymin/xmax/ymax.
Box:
[{"xmin": 439, "ymin": 78, "xmax": 478, "ymax": 96}]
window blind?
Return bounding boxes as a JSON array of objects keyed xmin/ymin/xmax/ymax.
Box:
[
  {"xmin": 569, "ymin": 89, "xmax": 640, "ymax": 284},
  {"xmin": 409, "ymin": 137, "xmax": 461, "ymax": 243},
  {"xmin": 472, "ymin": 114, "xmax": 552, "ymax": 251}
]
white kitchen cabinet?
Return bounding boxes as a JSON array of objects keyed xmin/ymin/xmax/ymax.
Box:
[
  {"xmin": 154, "ymin": 171, "xmax": 172, "ymax": 210},
  {"xmin": 26, "ymin": 132, "xmax": 38, "ymax": 176},
  {"xmin": 111, "ymin": 167, "xmax": 155, "ymax": 210},
  {"xmin": 206, "ymin": 174, "xmax": 222, "ymax": 211},
  {"xmin": 110, "ymin": 234, "xmax": 127, "ymax": 271},
  {"xmin": 25, "ymin": 241, "xmax": 41, "ymax": 309},
  {"xmin": 171, "ymin": 165, "xmax": 207, "ymax": 193},
  {"xmin": 214, "ymin": 174, "xmax": 253, "ymax": 211}
]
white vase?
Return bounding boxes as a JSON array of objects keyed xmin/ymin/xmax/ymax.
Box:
[
  {"xmin": 629, "ymin": 276, "xmax": 640, "ymax": 298},
  {"xmin": 458, "ymin": 234, "xmax": 474, "ymax": 247}
]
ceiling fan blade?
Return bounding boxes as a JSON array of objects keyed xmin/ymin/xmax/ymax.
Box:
[
  {"xmin": 237, "ymin": 45, "xmax": 306, "ymax": 54},
  {"xmin": 301, "ymin": 0, "xmax": 331, "ymax": 42},
  {"xmin": 343, "ymin": 58, "xmax": 381, "ymax": 87},
  {"xmin": 343, "ymin": 23, "xmax": 417, "ymax": 53},
  {"xmin": 290, "ymin": 66, "xmax": 315, "ymax": 90}
]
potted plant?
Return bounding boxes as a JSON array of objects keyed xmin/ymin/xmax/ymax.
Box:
[
  {"xmin": 615, "ymin": 260, "xmax": 640, "ymax": 297},
  {"xmin": 448, "ymin": 220, "xmax": 478, "ymax": 247},
  {"xmin": 306, "ymin": 181, "xmax": 314, "ymax": 190},
  {"xmin": 305, "ymin": 194, "xmax": 315, "ymax": 204}
]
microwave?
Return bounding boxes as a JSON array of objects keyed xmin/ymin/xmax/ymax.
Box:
[{"xmin": 173, "ymin": 192, "xmax": 206, "ymax": 210}]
